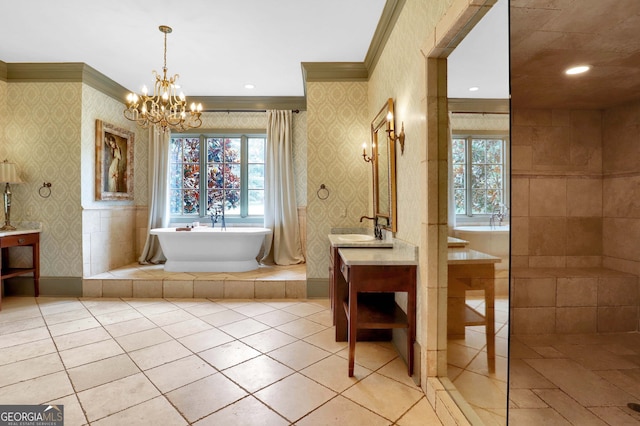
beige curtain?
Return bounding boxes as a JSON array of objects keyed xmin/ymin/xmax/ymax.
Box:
[
  {"xmin": 138, "ymin": 126, "xmax": 170, "ymax": 264},
  {"xmin": 262, "ymin": 110, "xmax": 305, "ymax": 265}
]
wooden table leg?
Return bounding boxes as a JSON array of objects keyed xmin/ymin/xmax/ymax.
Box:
[{"xmin": 485, "ymin": 276, "xmax": 495, "ymax": 372}]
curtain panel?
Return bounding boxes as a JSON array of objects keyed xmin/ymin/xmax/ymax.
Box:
[
  {"xmin": 138, "ymin": 126, "xmax": 170, "ymax": 264},
  {"xmin": 262, "ymin": 110, "xmax": 305, "ymax": 265}
]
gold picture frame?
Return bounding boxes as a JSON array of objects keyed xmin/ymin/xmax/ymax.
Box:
[{"xmin": 95, "ymin": 120, "xmax": 134, "ymax": 200}]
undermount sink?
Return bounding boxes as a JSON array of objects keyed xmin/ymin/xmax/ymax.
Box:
[{"xmin": 337, "ymin": 234, "xmax": 376, "ymax": 242}]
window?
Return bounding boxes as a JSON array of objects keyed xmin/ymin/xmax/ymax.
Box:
[
  {"xmin": 452, "ymin": 134, "xmax": 509, "ymax": 217},
  {"xmin": 169, "ymin": 133, "xmax": 266, "ymax": 223}
]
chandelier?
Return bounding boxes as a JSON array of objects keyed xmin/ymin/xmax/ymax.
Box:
[{"xmin": 124, "ymin": 25, "xmax": 202, "ymax": 133}]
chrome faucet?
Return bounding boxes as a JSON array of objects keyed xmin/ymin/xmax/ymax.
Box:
[
  {"xmin": 209, "ymin": 201, "xmax": 226, "ymax": 231},
  {"xmin": 360, "ymin": 215, "xmax": 383, "ymax": 240},
  {"xmin": 489, "ymin": 203, "xmax": 509, "ymax": 228}
]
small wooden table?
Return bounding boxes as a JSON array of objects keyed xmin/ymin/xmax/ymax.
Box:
[
  {"xmin": 0, "ymin": 230, "xmax": 40, "ymax": 310},
  {"xmin": 447, "ymin": 247, "xmax": 500, "ymax": 370}
]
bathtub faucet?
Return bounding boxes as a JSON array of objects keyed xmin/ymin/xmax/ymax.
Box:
[
  {"xmin": 360, "ymin": 215, "xmax": 383, "ymax": 240},
  {"xmin": 209, "ymin": 202, "xmax": 227, "ymax": 231},
  {"xmin": 489, "ymin": 204, "xmax": 509, "ymax": 228}
]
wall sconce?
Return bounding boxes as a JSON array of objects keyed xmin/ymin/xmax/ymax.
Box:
[
  {"xmin": 0, "ymin": 160, "xmax": 23, "ymax": 231},
  {"xmin": 386, "ymin": 111, "xmax": 406, "ymax": 154},
  {"xmin": 362, "ymin": 142, "xmax": 373, "ymax": 163}
]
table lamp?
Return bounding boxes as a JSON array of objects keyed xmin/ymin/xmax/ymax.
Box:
[{"xmin": 0, "ymin": 160, "xmax": 23, "ymax": 231}]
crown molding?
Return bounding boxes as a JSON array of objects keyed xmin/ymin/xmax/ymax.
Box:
[
  {"xmin": 5, "ymin": 62, "xmax": 130, "ymax": 103},
  {"xmin": 3, "ymin": 62, "xmax": 307, "ymax": 111},
  {"xmin": 448, "ymin": 98, "xmax": 510, "ymax": 114},
  {"xmin": 300, "ymin": 62, "xmax": 369, "ymax": 82},
  {"xmin": 0, "ymin": 60, "xmax": 6, "ymax": 82},
  {"xmin": 81, "ymin": 64, "xmax": 130, "ymax": 102},
  {"xmin": 364, "ymin": 0, "xmax": 406, "ymax": 72},
  {"xmin": 188, "ymin": 96, "xmax": 307, "ymax": 112},
  {"xmin": 7, "ymin": 62, "xmax": 85, "ymax": 82}
]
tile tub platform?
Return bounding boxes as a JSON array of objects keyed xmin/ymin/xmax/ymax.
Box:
[{"xmin": 83, "ymin": 263, "xmax": 307, "ymax": 299}]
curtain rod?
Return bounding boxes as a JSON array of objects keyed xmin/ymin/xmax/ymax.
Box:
[
  {"xmin": 203, "ymin": 109, "xmax": 301, "ymax": 114},
  {"xmin": 450, "ymin": 111, "xmax": 509, "ymax": 115}
]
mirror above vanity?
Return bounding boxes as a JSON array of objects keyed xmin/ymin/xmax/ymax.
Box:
[{"xmin": 368, "ymin": 98, "xmax": 398, "ymax": 232}]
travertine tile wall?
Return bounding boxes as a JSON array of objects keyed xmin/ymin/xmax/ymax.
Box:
[
  {"xmin": 602, "ymin": 100, "xmax": 640, "ymax": 278},
  {"xmin": 511, "ymin": 104, "xmax": 640, "ymax": 333},
  {"xmin": 511, "ymin": 108, "xmax": 603, "ymax": 268}
]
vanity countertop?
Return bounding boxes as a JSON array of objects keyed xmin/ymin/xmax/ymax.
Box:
[
  {"xmin": 447, "ymin": 236, "xmax": 469, "ymax": 247},
  {"xmin": 0, "ymin": 222, "xmax": 42, "ymax": 238},
  {"xmin": 339, "ymin": 242, "xmax": 417, "ymax": 266},
  {"xmin": 448, "ymin": 247, "xmax": 501, "ymax": 265},
  {"xmin": 328, "ymin": 234, "xmax": 393, "ymax": 248}
]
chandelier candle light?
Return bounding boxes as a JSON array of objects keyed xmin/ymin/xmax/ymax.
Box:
[
  {"xmin": 124, "ymin": 25, "xmax": 202, "ymax": 133},
  {"xmin": 0, "ymin": 160, "xmax": 23, "ymax": 231}
]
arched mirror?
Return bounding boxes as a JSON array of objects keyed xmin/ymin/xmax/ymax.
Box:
[{"xmin": 371, "ymin": 98, "xmax": 397, "ymax": 232}]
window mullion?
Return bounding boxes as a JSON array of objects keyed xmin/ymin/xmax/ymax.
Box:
[
  {"xmin": 240, "ymin": 135, "xmax": 248, "ymax": 218},
  {"xmin": 199, "ymin": 135, "xmax": 207, "ymax": 218},
  {"xmin": 465, "ymin": 137, "xmax": 472, "ymax": 216}
]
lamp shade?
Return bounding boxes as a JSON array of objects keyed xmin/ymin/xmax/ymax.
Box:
[{"xmin": 0, "ymin": 161, "xmax": 23, "ymax": 184}]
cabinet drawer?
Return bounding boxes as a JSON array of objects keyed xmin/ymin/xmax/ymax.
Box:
[{"xmin": 0, "ymin": 233, "xmax": 39, "ymax": 248}]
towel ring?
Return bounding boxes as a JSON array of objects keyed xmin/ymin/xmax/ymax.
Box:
[
  {"xmin": 39, "ymin": 182, "xmax": 52, "ymax": 198},
  {"xmin": 317, "ymin": 184, "xmax": 329, "ymax": 200}
]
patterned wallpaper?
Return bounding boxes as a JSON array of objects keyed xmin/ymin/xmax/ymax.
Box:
[
  {"xmin": 6, "ymin": 82, "xmax": 84, "ymax": 277},
  {"xmin": 0, "ymin": 80, "xmax": 6, "ymax": 161},
  {"xmin": 306, "ymin": 81, "xmax": 370, "ymax": 279}
]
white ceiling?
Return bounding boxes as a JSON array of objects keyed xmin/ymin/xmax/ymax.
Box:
[
  {"xmin": 447, "ymin": 0, "xmax": 509, "ymax": 99},
  {"xmin": 1, "ymin": 0, "xmax": 510, "ymax": 101},
  {"xmin": 0, "ymin": 0, "xmax": 386, "ymax": 97}
]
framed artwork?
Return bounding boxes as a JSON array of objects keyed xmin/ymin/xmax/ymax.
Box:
[{"xmin": 95, "ymin": 120, "xmax": 134, "ymax": 200}]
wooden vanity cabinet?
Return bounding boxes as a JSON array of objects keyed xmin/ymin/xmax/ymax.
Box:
[{"xmin": 335, "ymin": 252, "xmax": 416, "ymax": 377}]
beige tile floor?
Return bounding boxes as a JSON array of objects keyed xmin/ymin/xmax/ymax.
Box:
[
  {"xmin": 447, "ymin": 296, "xmax": 509, "ymax": 425},
  {"xmin": 509, "ymin": 332, "xmax": 640, "ymax": 425},
  {"xmin": 0, "ymin": 295, "xmax": 442, "ymax": 425}
]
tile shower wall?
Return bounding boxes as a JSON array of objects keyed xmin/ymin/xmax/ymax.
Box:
[
  {"xmin": 512, "ymin": 105, "xmax": 640, "ymax": 333},
  {"xmin": 602, "ymin": 100, "xmax": 640, "ymax": 279},
  {"xmin": 511, "ymin": 108, "xmax": 603, "ymax": 268}
]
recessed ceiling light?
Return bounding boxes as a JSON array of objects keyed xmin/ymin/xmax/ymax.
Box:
[
  {"xmin": 244, "ymin": 83, "xmax": 255, "ymax": 89},
  {"xmin": 565, "ymin": 65, "xmax": 591, "ymax": 75},
  {"xmin": 469, "ymin": 86, "xmax": 479, "ymax": 92}
]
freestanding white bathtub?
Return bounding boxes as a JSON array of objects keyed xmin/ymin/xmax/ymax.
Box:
[{"xmin": 150, "ymin": 227, "xmax": 272, "ymax": 272}]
